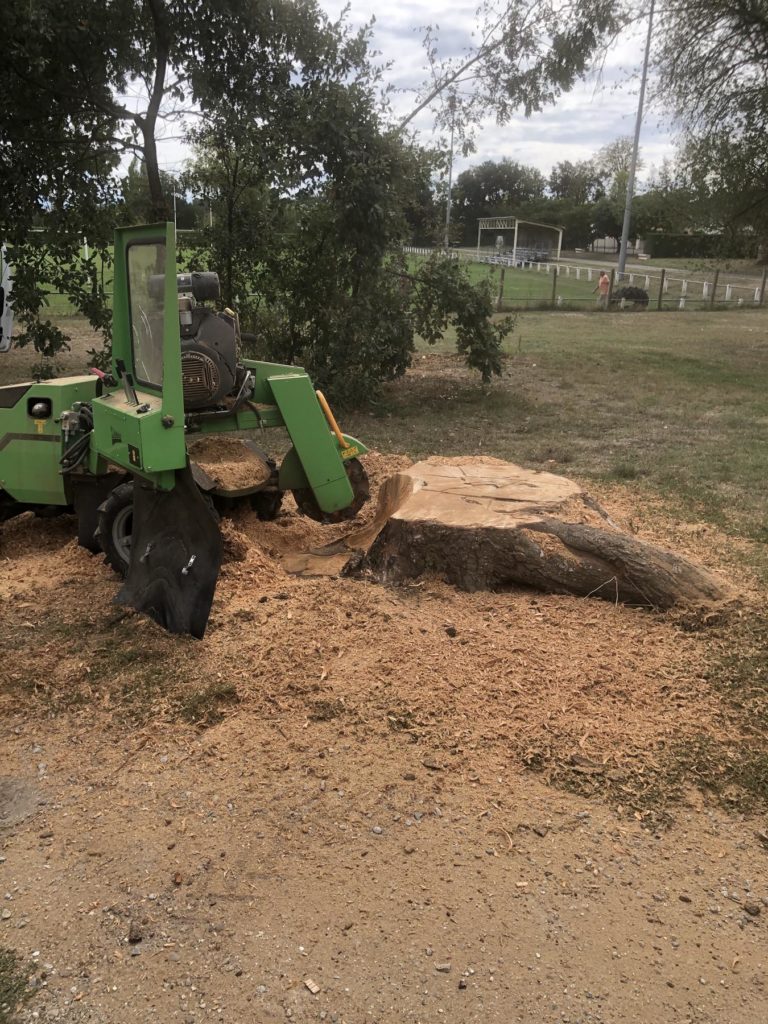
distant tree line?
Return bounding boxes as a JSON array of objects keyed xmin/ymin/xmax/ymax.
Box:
[{"xmin": 411, "ymin": 132, "xmax": 766, "ymax": 258}]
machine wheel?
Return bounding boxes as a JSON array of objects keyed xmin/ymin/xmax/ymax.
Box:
[
  {"xmin": 293, "ymin": 457, "xmax": 370, "ymax": 524},
  {"xmin": 250, "ymin": 489, "xmax": 284, "ymax": 521},
  {"xmin": 95, "ymin": 481, "xmax": 134, "ymax": 577}
]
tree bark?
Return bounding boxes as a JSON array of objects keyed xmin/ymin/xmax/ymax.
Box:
[
  {"xmin": 288, "ymin": 458, "xmax": 728, "ymax": 610},
  {"xmin": 142, "ymin": 0, "xmax": 172, "ymax": 221}
]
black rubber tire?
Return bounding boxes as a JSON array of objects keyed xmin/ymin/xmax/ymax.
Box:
[
  {"xmin": 95, "ymin": 481, "xmax": 134, "ymax": 577},
  {"xmin": 250, "ymin": 489, "xmax": 284, "ymax": 521},
  {"xmin": 293, "ymin": 458, "xmax": 370, "ymax": 524}
]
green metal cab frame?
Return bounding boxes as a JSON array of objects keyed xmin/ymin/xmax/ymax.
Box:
[{"xmin": 90, "ymin": 223, "xmax": 186, "ymax": 489}]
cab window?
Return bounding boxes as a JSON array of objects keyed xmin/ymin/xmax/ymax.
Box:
[{"xmin": 127, "ymin": 242, "xmax": 166, "ymax": 389}]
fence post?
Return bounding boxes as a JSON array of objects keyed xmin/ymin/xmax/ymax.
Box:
[
  {"xmin": 496, "ymin": 267, "xmax": 505, "ymax": 311},
  {"xmin": 551, "ymin": 266, "xmax": 558, "ymax": 308},
  {"xmin": 607, "ymin": 269, "xmax": 615, "ymax": 308},
  {"xmin": 759, "ymin": 267, "xmax": 767, "ymax": 306},
  {"xmin": 657, "ymin": 268, "xmax": 666, "ymax": 310},
  {"xmin": 710, "ymin": 269, "xmax": 720, "ymax": 309}
]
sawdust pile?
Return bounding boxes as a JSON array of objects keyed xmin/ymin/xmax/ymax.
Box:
[
  {"xmin": 0, "ymin": 451, "xmax": 750, "ymax": 790},
  {"xmin": 188, "ymin": 435, "xmax": 272, "ymax": 491}
]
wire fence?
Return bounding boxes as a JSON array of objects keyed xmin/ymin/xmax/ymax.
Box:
[
  {"xmin": 403, "ymin": 247, "xmax": 768, "ymax": 313},
  {"xmin": 14, "ymin": 242, "xmax": 768, "ymax": 318}
]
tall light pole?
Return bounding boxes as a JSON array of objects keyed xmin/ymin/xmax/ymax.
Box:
[
  {"xmin": 618, "ymin": 0, "xmax": 655, "ymax": 276},
  {"xmin": 443, "ymin": 92, "xmax": 457, "ymax": 249}
]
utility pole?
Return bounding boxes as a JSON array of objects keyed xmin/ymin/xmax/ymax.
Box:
[
  {"xmin": 618, "ymin": 0, "xmax": 655, "ymax": 276},
  {"xmin": 443, "ymin": 92, "xmax": 457, "ymax": 249}
]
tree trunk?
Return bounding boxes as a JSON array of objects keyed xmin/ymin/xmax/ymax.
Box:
[{"xmin": 287, "ymin": 458, "xmax": 728, "ymax": 610}]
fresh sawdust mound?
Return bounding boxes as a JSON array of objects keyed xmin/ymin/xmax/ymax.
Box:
[
  {"xmin": 0, "ymin": 451, "xmax": 752, "ymax": 791},
  {"xmin": 188, "ymin": 436, "xmax": 272, "ymax": 491}
]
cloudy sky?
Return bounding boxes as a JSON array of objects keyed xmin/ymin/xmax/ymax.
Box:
[
  {"xmin": 154, "ymin": 0, "xmax": 676, "ymax": 184},
  {"xmin": 319, "ymin": 0, "xmax": 676, "ymax": 182}
]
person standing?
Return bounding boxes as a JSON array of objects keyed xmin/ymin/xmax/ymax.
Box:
[{"xmin": 593, "ymin": 270, "xmax": 610, "ymax": 309}]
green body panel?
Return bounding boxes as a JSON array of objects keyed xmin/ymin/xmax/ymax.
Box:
[
  {"xmin": 90, "ymin": 224, "xmax": 186, "ymax": 490},
  {"xmin": 269, "ymin": 373, "xmax": 355, "ymax": 511},
  {"xmin": 279, "ymin": 434, "xmax": 369, "ymax": 490},
  {"xmin": 241, "ymin": 359, "xmax": 305, "ymax": 402},
  {"xmin": 0, "ymin": 376, "xmax": 98, "ymax": 505}
]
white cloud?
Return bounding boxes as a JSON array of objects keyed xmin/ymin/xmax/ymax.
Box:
[
  {"xmin": 320, "ymin": 0, "xmax": 677, "ymax": 179},
  {"xmin": 154, "ymin": 1, "xmax": 677, "ymax": 184}
]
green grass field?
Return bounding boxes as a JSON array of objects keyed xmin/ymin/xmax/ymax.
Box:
[{"xmin": 411, "ymin": 254, "xmax": 765, "ymax": 311}]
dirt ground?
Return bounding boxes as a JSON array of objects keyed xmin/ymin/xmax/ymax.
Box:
[{"xmin": 2, "ymin": 452, "xmax": 768, "ymax": 1023}]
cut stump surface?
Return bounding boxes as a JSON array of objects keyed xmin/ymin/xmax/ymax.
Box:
[{"xmin": 284, "ymin": 457, "xmax": 727, "ymax": 610}]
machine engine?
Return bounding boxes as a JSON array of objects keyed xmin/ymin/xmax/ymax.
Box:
[{"xmin": 151, "ymin": 271, "xmax": 239, "ymax": 411}]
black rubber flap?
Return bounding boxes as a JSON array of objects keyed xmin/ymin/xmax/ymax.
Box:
[{"xmin": 116, "ymin": 465, "xmax": 222, "ymax": 639}]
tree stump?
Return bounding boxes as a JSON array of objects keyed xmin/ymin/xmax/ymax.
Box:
[{"xmin": 287, "ymin": 457, "xmax": 728, "ymax": 610}]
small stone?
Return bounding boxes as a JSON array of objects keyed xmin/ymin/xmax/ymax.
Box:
[
  {"xmin": 304, "ymin": 978, "xmax": 320, "ymax": 995},
  {"xmin": 532, "ymin": 825, "xmax": 549, "ymax": 838},
  {"xmin": 403, "ymin": 773, "xmax": 416, "ymax": 781},
  {"xmin": 679, "ymin": 894, "xmax": 692, "ymax": 903},
  {"xmin": 435, "ymin": 963, "xmax": 451, "ymax": 973},
  {"xmin": 444, "ymin": 625, "xmax": 457, "ymax": 638},
  {"xmin": 458, "ymin": 978, "xmax": 467, "ymax": 990},
  {"xmin": 744, "ymin": 902, "xmax": 761, "ymax": 917},
  {"xmin": 1, "ymin": 909, "xmax": 11, "ymax": 920},
  {"xmin": 372, "ymin": 826, "xmax": 383, "ymax": 835},
  {"xmin": 128, "ymin": 921, "xmax": 143, "ymax": 944},
  {"xmin": 404, "ymin": 846, "xmax": 416, "ymax": 855}
]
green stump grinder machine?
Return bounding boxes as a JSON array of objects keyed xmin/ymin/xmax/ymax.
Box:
[{"xmin": 0, "ymin": 223, "xmax": 369, "ymax": 637}]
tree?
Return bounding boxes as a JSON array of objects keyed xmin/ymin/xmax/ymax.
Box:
[
  {"xmin": 678, "ymin": 132, "xmax": 768, "ymax": 246},
  {"xmin": 402, "ymin": 0, "xmax": 623, "ymax": 142},
  {"xmin": 654, "ymin": 1, "xmax": 768, "ymax": 138},
  {"xmin": 548, "ymin": 160, "xmax": 604, "ymax": 204},
  {"xmin": 654, "ymin": 1, "xmax": 768, "ymax": 248},
  {"xmin": 187, "ymin": 107, "xmax": 514, "ymax": 402},
  {"xmin": 1, "ymin": 0, "xmax": 381, "ymax": 354},
  {"xmin": 453, "ymin": 159, "xmax": 547, "ymax": 243},
  {"xmin": 596, "ymin": 137, "xmax": 641, "ymax": 201},
  {"xmin": 591, "ymin": 197, "xmax": 624, "ymax": 249},
  {"xmin": 0, "ymin": 0, "xmax": 630, "ymax": 394}
]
